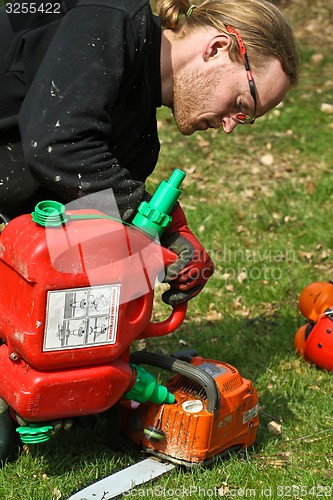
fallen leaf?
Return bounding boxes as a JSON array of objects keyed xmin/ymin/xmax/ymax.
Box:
[
  {"xmin": 221, "ymin": 273, "xmax": 232, "ymax": 281},
  {"xmin": 237, "ymin": 271, "xmax": 247, "ymax": 283},
  {"xmin": 196, "ymin": 134, "xmax": 210, "ymax": 148},
  {"xmin": 260, "ymin": 153, "xmax": 274, "ymax": 166},
  {"xmin": 265, "ymin": 458, "xmax": 290, "ymax": 468},
  {"xmin": 268, "ymin": 421, "xmax": 283, "ymax": 436},
  {"xmin": 297, "ymin": 250, "xmax": 313, "ymax": 261},
  {"xmin": 218, "ymin": 486, "xmax": 230, "ymax": 496},
  {"xmin": 184, "ymin": 165, "xmax": 196, "ymax": 174},
  {"xmin": 321, "ymin": 103, "xmax": 333, "ymax": 114},
  {"xmin": 52, "ymin": 488, "xmax": 62, "ymax": 500},
  {"xmin": 232, "ymin": 298, "xmax": 242, "ymax": 309},
  {"xmin": 311, "ymin": 53, "xmax": 324, "ymax": 64},
  {"xmin": 205, "ymin": 309, "xmax": 222, "ymax": 321}
]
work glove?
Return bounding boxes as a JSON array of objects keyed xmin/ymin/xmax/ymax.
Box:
[{"xmin": 160, "ymin": 202, "xmax": 214, "ymax": 306}]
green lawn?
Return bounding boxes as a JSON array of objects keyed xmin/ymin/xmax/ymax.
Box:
[{"xmin": 0, "ymin": 1, "xmax": 333, "ymax": 499}]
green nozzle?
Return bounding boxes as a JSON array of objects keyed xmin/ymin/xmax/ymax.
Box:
[
  {"xmin": 124, "ymin": 365, "xmax": 175, "ymax": 405},
  {"xmin": 132, "ymin": 168, "xmax": 186, "ymax": 238},
  {"xmin": 16, "ymin": 423, "xmax": 53, "ymax": 444},
  {"xmin": 31, "ymin": 200, "xmax": 68, "ymax": 227}
]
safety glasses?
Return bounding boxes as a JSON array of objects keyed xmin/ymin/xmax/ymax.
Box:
[{"xmin": 226, "ymin": 25, "xmax": 257, "ymax": 124}]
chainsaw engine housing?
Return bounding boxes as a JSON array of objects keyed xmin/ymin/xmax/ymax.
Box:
[{"xmin": 121, "ymin": 352, "xmax": 259, "ymax": 465}]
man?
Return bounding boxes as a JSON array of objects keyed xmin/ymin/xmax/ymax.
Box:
[{"xmin": 0, "ymin": 0, "xmax": 300, "ymax": 304}]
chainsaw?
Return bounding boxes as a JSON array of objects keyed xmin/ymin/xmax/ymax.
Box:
[
  {"xmin": 69, "ymin": 348, "xmax": 259, "ymax": 499},
  {"xmin": 0, "ymin": 169, "xmax": 259, "ymax": 498}
]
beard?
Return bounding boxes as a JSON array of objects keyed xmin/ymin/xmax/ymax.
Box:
[{"xmin": 172, "ymin": 66, "xmax": 221, "ymax": 136}]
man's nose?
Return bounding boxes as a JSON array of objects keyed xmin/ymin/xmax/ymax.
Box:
[{"xmin": 222, "ymin": 117, "xmax": 238, "ymax": 134}]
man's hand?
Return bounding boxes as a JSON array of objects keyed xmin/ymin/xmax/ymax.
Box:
[{"xmin": 160, "ymin": 203, "xmax": 214, "ymax": 306}]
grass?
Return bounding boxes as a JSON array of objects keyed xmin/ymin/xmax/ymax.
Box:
[{"xmin": 1, "ymin": 0, "xmax": 333, "ymax": 499}]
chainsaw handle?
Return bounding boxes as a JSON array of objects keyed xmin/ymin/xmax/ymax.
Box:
[{"xmin": 129, "ymin": 351, "xmax": 220, "ymax": 414}]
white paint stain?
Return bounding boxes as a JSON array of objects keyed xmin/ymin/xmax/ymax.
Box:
[{"xmin": 51, "ymin": 80, "xmax": 60, "ymax": 97}]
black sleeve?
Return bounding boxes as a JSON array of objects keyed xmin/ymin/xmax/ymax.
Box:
[{"xmin": 18, "ymin": 5, "xmax": 148, "ymax": 220}]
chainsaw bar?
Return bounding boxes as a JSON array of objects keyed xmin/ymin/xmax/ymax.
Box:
[{"xmin": 68, "ymin": 457, "xmax": 175, "ymax": 500}]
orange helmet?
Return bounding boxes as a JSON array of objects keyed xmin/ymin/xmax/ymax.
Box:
[
  {"xmin": 298, "ymin": 281, "xmax": 333, "ymax": 322},
  {"xmin": 294, "ymin": 323, "xmax": 312, "ymax": 357},
  {"xmin": 294, "ymin": 313, "xmax": 333, "ymax": 371}
]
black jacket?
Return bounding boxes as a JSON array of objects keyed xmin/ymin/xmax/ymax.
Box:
[{"xmin": 0, "ymin": 0, "xmax": 162, "ymax": 219}]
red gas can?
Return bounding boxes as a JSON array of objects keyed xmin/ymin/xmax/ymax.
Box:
[{"xmin": 0, "ymin": 210, "xmax": 185, "ymax": 420}]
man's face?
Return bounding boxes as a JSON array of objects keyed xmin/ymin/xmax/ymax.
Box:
[{"xmin": 172, "ymin": 57, "xmax": 290, "ymax": 135}]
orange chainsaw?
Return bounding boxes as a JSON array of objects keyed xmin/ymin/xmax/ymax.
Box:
[
  {"xmin": 121, "ymin": 350, "xmax": 259, "ymax": 466},
  {"xmin": 69, "ymin": 349, "xmax": 259, "ymax": 499}
]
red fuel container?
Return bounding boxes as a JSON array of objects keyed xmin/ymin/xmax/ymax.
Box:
[
  {"xmin": 0, "ymin": 211, "xmax": 176, "ymax": 370},
  {"xmin": 0, "ymin": 210, "xmax": 185, "ymax": 420}
]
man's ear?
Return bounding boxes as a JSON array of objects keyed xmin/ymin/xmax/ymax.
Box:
[{"xmin": 202, "ymin": 34, "xmax": 232, "ymax": 61}]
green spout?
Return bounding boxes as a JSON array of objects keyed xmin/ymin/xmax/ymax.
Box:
[
  {"xmin": 124, "ymin": 364, "xmax": 175, "ymax": 405},
  {"xmin": 131, "ymin": 168, "xmax": 186, "ymax": 238}
]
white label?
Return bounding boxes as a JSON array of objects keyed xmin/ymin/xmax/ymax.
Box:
[
  {"xmin": 43, "ymin": 284, "xmax": 120, "ymax": 351},
  {"xmin": 243, "ymin": 403, "xmax": 259, "ymax": 424}
]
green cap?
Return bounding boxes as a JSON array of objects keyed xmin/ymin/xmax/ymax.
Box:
[
  {"xmin": 16, "ymin": 423, "xmax": 53, "ymax": 444},
  {"xmin": 31, "ymin": 200, "xmax": 68, "ymax": 227}
]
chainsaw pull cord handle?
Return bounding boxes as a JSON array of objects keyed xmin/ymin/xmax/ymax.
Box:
[{"xmin": 129, "ymin": 351, "xmax": 220, "ymax": 414}]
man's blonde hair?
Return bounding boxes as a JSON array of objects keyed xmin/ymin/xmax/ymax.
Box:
[{"xmin": 157, "ymin": 0, "xmax": 301, "ymax": 86}]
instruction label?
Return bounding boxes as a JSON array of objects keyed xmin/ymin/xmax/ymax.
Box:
[
  {"xmin": 198, "ymin": 362, "xmax": 228, "ymax": 378},
  {"xmin": 44, "ymin": 284, "xmax": 120, "ymax": 351}
]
